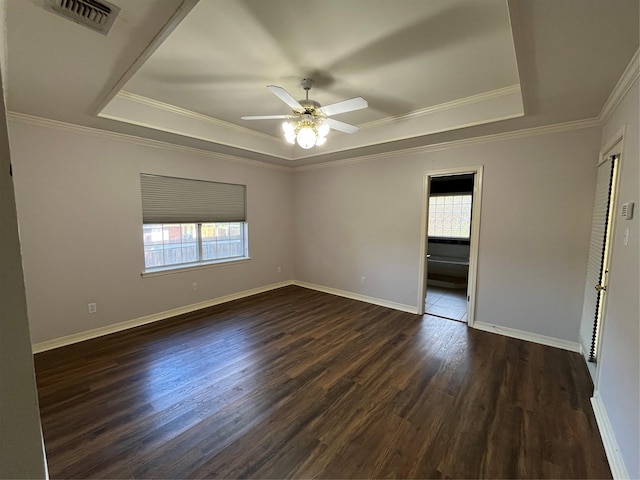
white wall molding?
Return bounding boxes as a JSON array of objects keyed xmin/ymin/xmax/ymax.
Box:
[
  {"xmin": 100, "ymin": 85, "xmax": 525, "ymax": 162},
  {"xmin": 293, "ymin": 117, "xmax": 602, "ymax": 172},
  {"xmin": 117, "ymin": 90, "xmax": 276, "ymax": 141},
  {"xmin": 359, "ymin": 85, "xmax": 522, "ymax": 130},
  {"xmin": 7, "ymin": 112, "xmax": 291, "ymax": 172},
  {"xmin": 32, "ymin": 281, "xmax": 294, "ymax": 353},
  {"xmin": 9, "ymin": 112, "xmax": 602, "ymax": 175},
  {"xmin": 591, "ymin": 391, "xmax": 630, "ymax": 479},
  {"xmin": 473, "ymin": 321, "xmax": 581, "ymax": 352},
  {"xmin": 599, "ymin": 47, "xmax": 640, "ymax": 124},
  {"xmin": 99, "ymin": 91, "xmax": 293, "ymax": 160},
  {"xmin": 293, "ymin": 85, "xmax": 524, "ymax": 161},
  {"xmin": 292, "ymin": 280, "xmax": 419, "ymax": 315},
  {"xmin": 32, "ymin": 280, "xmax": 595, "ymax": 355}
]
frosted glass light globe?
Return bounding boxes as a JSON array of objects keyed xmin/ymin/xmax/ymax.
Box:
[
  {"xmin": 317, "ymin": 122, "xmax": 330, "ymax": 137},
  {"xmin": 282, "ymin": 122, "xmax": 294, "ymax": 134},
  {"xmin": 284, "ymin": 132, "xmax": 296, "ymax": 144},
  {"xmin": 296, "ymin": 126, "xmax": 317, "ymax": 149},
  {"xmin": 315, "ymin": 136, "xmax": 327, "ymax": 146}
]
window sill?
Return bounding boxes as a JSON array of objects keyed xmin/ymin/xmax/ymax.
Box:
[{"xmin": 141, "ymin": 257, "xmax": 251, "ymax": 277}]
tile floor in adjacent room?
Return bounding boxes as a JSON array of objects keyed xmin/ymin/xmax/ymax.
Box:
[{"xmin": 425, "ymin": 285, "xmax": 468, "ymax": 322}]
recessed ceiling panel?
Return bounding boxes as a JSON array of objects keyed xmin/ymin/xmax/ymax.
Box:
[{"xmin": 101, "ymin": 0, "xmax": 523, "ymax": 159}]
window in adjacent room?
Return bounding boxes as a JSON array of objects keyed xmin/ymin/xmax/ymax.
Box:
[
  {"xmin": 140, "ymin": 174, "xmax": 248, "ymax": 272},
  {"xmin": 428, "ymin": 194, "xmax": 473, "ymax": 239}
]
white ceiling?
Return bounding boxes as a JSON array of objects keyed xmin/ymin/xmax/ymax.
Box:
[{"xmin": 6, "ymin": 0, "xmax": 639, "ymax": 166}]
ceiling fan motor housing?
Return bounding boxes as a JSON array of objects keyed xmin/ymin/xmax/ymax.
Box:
[{"xmin": 299, "ymin": 99, "xmax": 321, "ymax": 115}]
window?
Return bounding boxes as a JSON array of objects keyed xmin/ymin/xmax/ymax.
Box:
[
  {"xmin": 140, "ymin": 174, "xmax": 248, "ymax": 272},
  {"xmin": 143, "ymin": 222, "xmax": 247, "ymax": 269},
  {"xmin": 428, "ymin": 194, "xmax": 472, "ymax": 239}
]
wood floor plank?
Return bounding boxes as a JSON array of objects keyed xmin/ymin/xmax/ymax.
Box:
[{"xmin": 34, "ymin": 285, "xmax": 612, "ymax": 479}]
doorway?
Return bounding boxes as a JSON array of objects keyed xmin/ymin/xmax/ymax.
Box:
[{"xmin": 418, "ymin": 166, "xmax": 483, "ymax": 325}]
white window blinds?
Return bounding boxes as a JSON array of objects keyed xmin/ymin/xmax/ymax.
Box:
[
  {"xmin": 140, "ymin": 174, "xmax": 246, "ymax": 224},
  {"xmin": 579, "ymin": 155, "xmax": 617, "ymax": 362}
]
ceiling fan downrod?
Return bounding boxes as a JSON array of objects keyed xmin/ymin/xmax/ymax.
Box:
[{"xmin": 300, "ymin": 78, "xmax": 313, "ymax": 101}]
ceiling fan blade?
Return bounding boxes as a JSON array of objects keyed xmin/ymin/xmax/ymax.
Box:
[
  {"xmin": 320, "ymin": 97, "xmax": 368, "ymax": 117},
  {"xmin": 241, "ymin": 115, "xmax": 290, "ymax": 120},
  {"xmin": 267, "ymin": 85, "xmax": 304, "ymax": 111},
  {"xmin": 324, "ymin": 117, "xmax": 359, "ymax": 134}
]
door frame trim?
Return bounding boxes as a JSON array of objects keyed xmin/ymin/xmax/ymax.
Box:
[{"xmin": 418, "ymin": 165, "xmax": 484, "ymax": 327}]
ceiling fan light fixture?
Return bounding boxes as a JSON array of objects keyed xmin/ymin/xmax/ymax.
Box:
[
  {"xmin": 284, "ymin": 131, "xmax": 296, "ymax": 144},
  {"xmin": 282, "ymin": 121, "xmax": 295, "ymax": 134},
  {"xmin": 296, "ymin": 125, "xmax": 317, "ymax": 149},
  {"xmin": 317, "ymin": 122, "xmax": 330, "ymax": 137},
  {"xmin": 243, "ymin": 79, "xmax": 366, "ymax": 149}
]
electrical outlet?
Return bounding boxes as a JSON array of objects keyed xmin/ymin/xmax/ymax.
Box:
[
  {"xmin": 277, "ymin": 266, "xmax": 282, "ymax": 273},
  {"xmin": 192, "ymin": 282, "xmax": 198, "ymax": 291},
  {"xmin": 88, "ymin": 303, "xmax": 97, "ymax": 314},
  {"xmin": 361, "ymin": 276, "xmax": 366, "ymax": 284}
]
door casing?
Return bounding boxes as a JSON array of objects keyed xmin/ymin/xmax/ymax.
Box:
[{"xmin": 418, "ymin": 166, "xmax": 484, "ymax": 326}]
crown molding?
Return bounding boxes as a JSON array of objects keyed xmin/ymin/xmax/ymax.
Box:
[
  {"xmin": 7, "ymin": 112, "xmax": 292, "ymax": 172},
  {"xmin": 599, "ymin": 47, "xmax": 639, "ymax": 124},
  {"xmin": 293, "ymin": 117, "xmax": 601, "ymax": 171},
  {"xmin": 360, "ymin": 85, "xmax": 522, "ymax": 130},
  {"xmin": 8, "ymin": 112, "xmax": 602, "ymax": 175},
  {"xmin": 115, "ymin": 91, "xmax": 277, "ymax": 142},
  {"xmin": 100, "ymin": 86, "xmax": 524, "ymax": 162},
  {"xmin": 99, "ymin": 90, "xmax": 293, "ymax": 160}
]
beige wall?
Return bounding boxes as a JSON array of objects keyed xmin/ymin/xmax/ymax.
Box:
[
  {"xmin": 7, "ymin": 77, "xmax": 637, "ymax": 480},
  {"xmin": 595, "ymin": 78, "xmax": 639, "ymax": 479},
  {"xmin": 0, "ymin": 1, "xmax": 48, "ymax": 475},
  {"xmin": 294, "ymin": 126, "xmax": 601, "ymax": 343},
  {"xmin": 9, "ymin": 119, "xmax": 294, "ymax": 344}
]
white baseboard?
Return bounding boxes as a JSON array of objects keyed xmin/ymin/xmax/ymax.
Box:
[
  {"xmin": 292, "ymin": 280, "xmax": 419, "ymax": 315},
  {"xmin": 32, "ymin": 281, "xmax": 294, "ymax": 353},
  {"xmin": 591, "ymin": 391, "xmax": 630, "ymax": 479},
  {"xmin": 34, "ymin": 282, "xmax": 585, "ymax": 357},
  {"xmin": 472, "ymin": 321, "xmax": 581, "ymax": 352}
]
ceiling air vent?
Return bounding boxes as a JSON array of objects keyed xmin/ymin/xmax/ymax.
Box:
[{"xmin": 45, "ymin": 0, "xmax": 121, "ymax": 35}]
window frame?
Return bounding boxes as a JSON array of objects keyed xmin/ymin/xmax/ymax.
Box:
[
  {"xmin": 427, "ymin": 193, "xmax": 473, "ymax": 241},
  {"xmin": 142, "ymin": 221, "xmax": 249, "ymax": 276}
]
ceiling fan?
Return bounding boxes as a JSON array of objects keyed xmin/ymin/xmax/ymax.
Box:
[{"xmin": 241, "ymin": 78, "xmax": 368, "ymax": 149}]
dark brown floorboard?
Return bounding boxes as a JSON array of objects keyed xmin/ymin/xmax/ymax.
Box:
[{"xmin": 34, "ymin": 285, "xmax": 611, "ymax": 479}]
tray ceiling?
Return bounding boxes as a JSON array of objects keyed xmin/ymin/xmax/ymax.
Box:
[
  {"xmin": 99, "ymin": 0, "xmax": 524, "ymax": 160},
  {"xmin": 6, "ymin": 0, "xmax": 639, "ymax": 166}
]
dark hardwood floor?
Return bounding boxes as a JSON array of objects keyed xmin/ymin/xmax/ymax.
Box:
[{"xmin": 34, "ymin": 286, "xmax": 611, "ymax": 479}]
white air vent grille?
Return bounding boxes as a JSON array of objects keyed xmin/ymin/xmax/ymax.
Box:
[{"xmin": 46, "ymin": 0, "xmax": 120, "ymax": 35}]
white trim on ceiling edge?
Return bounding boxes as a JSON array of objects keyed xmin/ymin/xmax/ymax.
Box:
[
  {"xmin": 9, "ymin": 47, "xmax": 637, "ymax": 173},
  {"xmin": 591, "ymin": 390, "xmax": 630, "ymax": 480},
  {"xmin": 6, "ymin": 112, "xmax": 291, "ymax": 173},
  {"xmin": 33, "ymin": 280, "xmax": 582, "ymax": 354},
  {"xmin": 8, "ymin": 111, "xmax": 601, "ymax": 173},
  {"xmin": 293, "ymin": 117, "xmax": 601, "ymax": 171},
  {"xmin": 101, "ymin": 85, "xmax": 524, "ymax": 162},
  {"xmin": 599, "ymin": 47, "xmax": 640, "ymax": 124}
]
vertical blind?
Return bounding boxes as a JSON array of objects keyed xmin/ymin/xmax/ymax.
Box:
[
  {"xmin": 140, "ymin": 174, "xmax": 246, "ymax": 224},
  {"xmin": 580, "ymin": 155, "xmax": 617, "ymax": 362}
]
